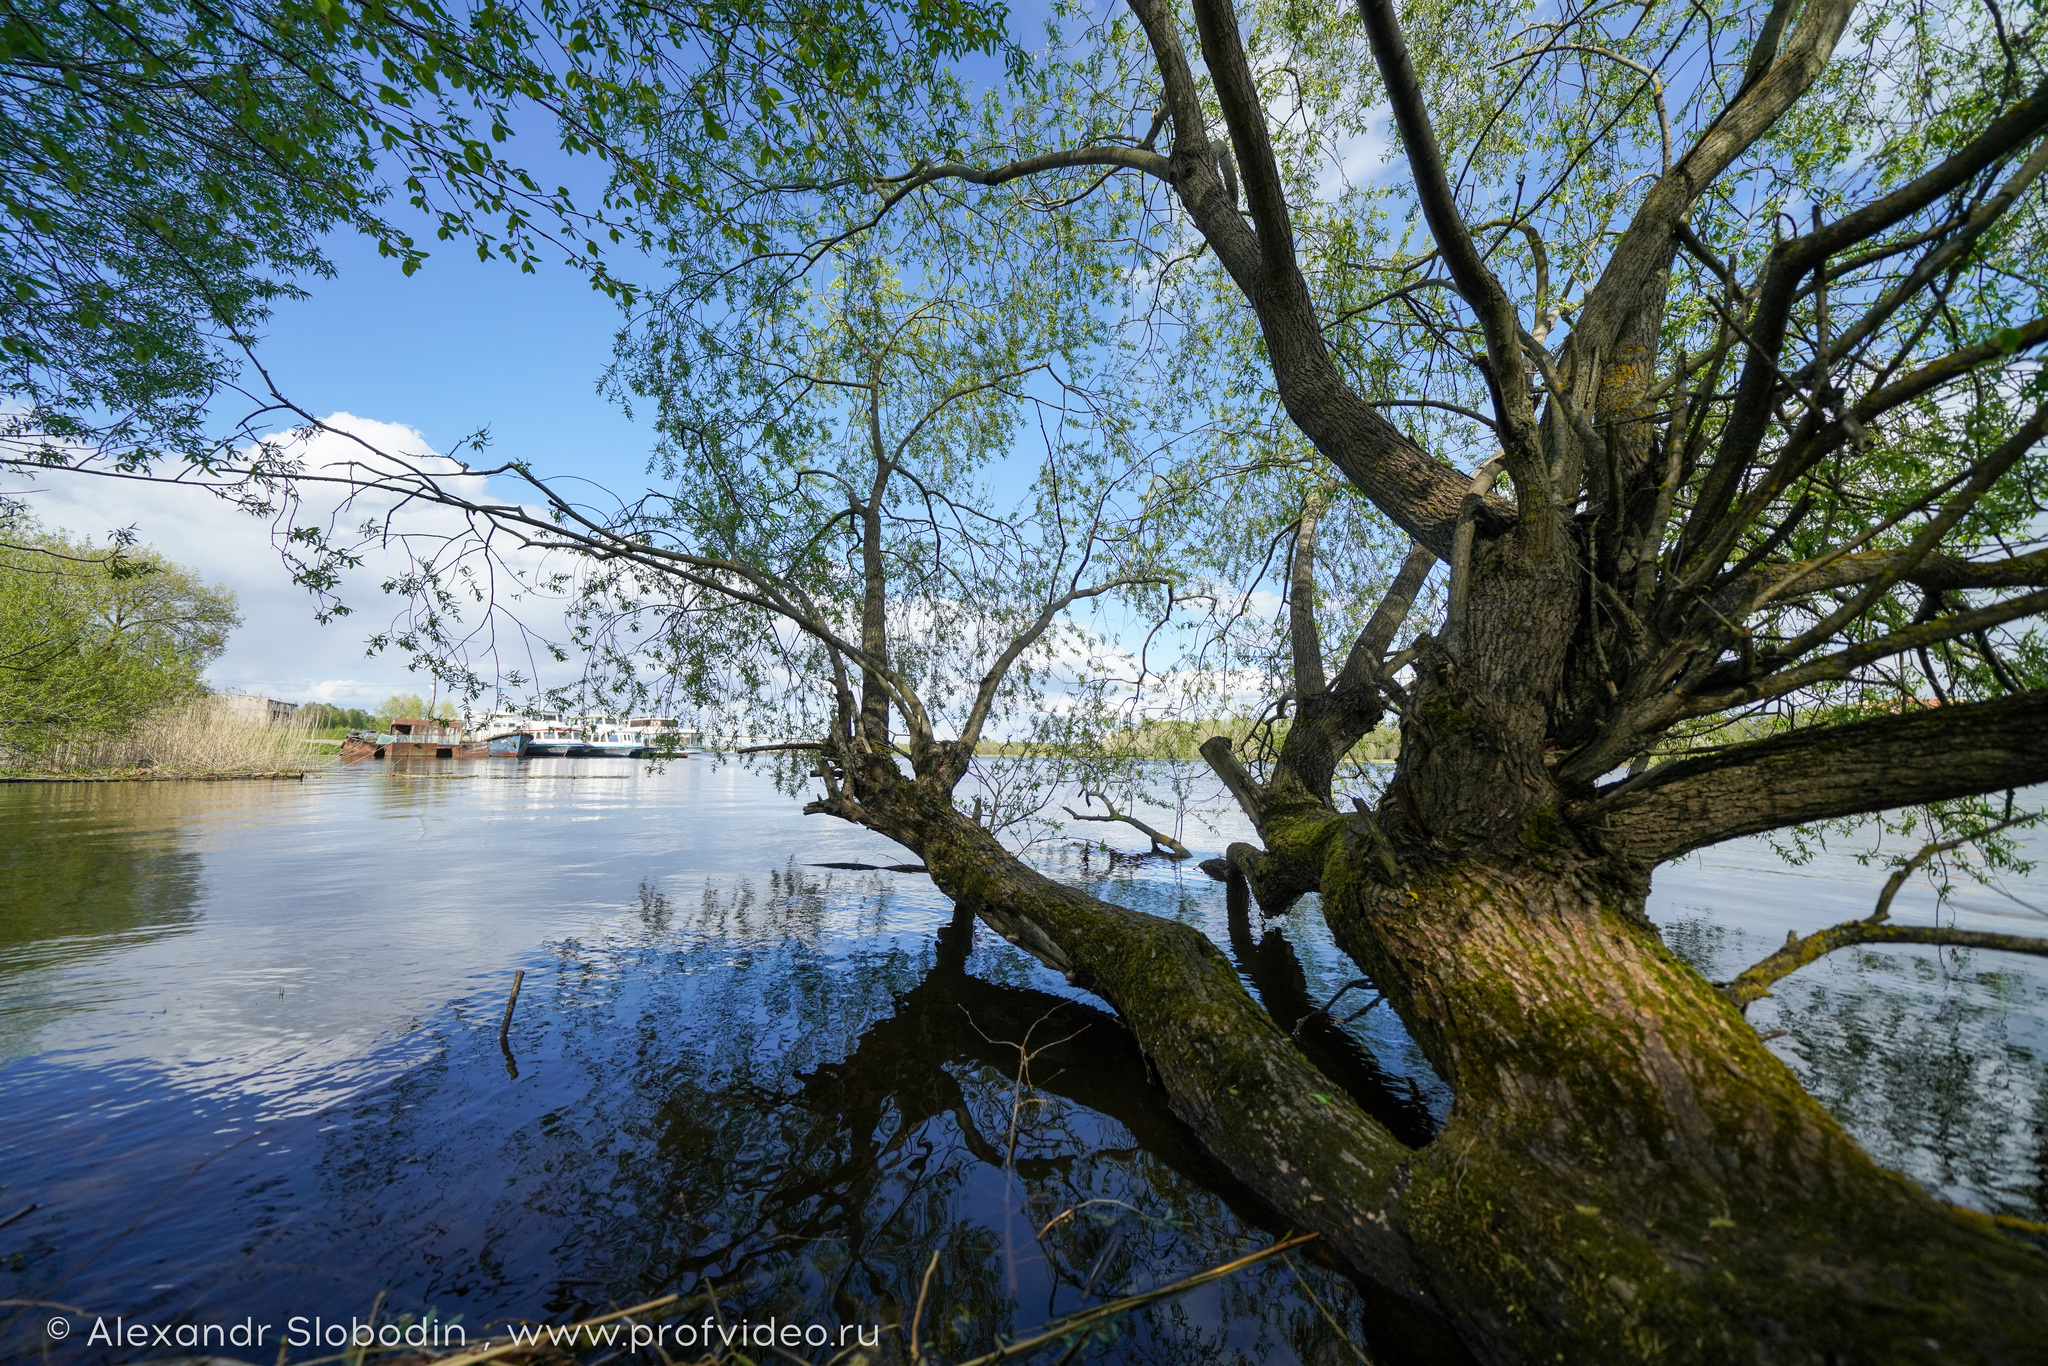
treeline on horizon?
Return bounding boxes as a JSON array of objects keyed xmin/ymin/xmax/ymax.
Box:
[{"xmin": 978, "ymin": 716, "xmax": 1402, "ymax": 763}]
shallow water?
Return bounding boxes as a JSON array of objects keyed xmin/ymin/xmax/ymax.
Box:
[{"xmin": 1, "ymin": 761, "xmax": 2043, "ymax": 1365}]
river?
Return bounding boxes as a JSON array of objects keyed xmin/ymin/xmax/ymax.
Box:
[{"xmin": 2, "ymin": 760, "xmax": 2043, "ymax": 1365}]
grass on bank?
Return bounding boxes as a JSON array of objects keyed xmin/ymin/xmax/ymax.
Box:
[{"xmin": 2, "ymin": 694, "xmax": 330, "ymax": 778}]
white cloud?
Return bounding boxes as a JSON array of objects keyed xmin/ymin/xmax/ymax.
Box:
[{"xmin": 5, "ymin": 413, "xmax": 556, "ymax": 708}]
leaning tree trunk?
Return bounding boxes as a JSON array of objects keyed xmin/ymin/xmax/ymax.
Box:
[
  {"xmin": 840, "ymin": 761, "xmax": 2048, "ymax": 1362},
  {"xmin": 1219, "ymin": 527, "xmax": 2048, "ymax": 1361}
]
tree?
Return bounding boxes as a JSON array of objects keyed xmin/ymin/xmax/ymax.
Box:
[
  {"xmin": 0, "ymin": 509, "xmax": 239, "ymax": 758},
  {"xmin": 401, "ymin": 0, "xmax": 2048, "ymax": 1354},
  {"xmin": 372, "ymin": 692, "xmax": 453, "ymax": 723},
  {"xmin": 1, "ymin": 0, "xmax": 1004, "ymax": 483},
  {"xmin": 300, "ymin": 701, "xmax": 378, "ymax": 731},
  {"xmin": 897, "ymin": 0, "xmax": 2048, "ymax": 1355}
]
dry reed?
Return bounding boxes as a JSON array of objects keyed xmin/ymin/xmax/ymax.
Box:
[{"xmin": 25, "ymin": 694, "xmax": 326, "ymax": 774}]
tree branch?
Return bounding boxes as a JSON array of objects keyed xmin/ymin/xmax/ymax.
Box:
[
  {"xmin": 874, "ymin": 146, "xmax": 1173, "ymax": 204},
  {"xmin": 1583, "ymin": 692, "xmax": 2048, "ymax": 866},
  {"xmin": 1354, "ymin": 0, "xmax": 1549, "ymax": 517},
  {"xmin": 1117, "ymin": 0, "xmax": 1505, "ymax": 558},
  {"xmin": 1064, "ymin": 790, "xmax": 1192, "ymax": 860},
  {"xmin": 1752, "ymin": 545, "xmax": 2048, "ymax": 599},
  {"xmin": 1572, "ymin": 0, "xmax": 1857, "ymax": 361},
  {"xmin": 950, "ymin": 575, "xmax": 1169, "ymax": 782},
  {"xmin": 1722, "ymin": 921, "xmax": 2048, "ymax": 1008},
  {"xmin": 1289, "ymin": 482, "xmax": 1334, "ymax": 699}
]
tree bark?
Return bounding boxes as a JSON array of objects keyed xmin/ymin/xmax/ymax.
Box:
[
  {"xmin": 1176, "ymin": 522, "xmax": 2048, "ymax": 1358},
  {"xmin": 1311, "ymin": 832, "xmax": 2048, "ymax": 1361},
  {"xmin": 1583, "ymin": 692, "xmax": 2048, "ymax": 867},
  {"xmin": 825, "ymin": 753, "xmax": 2048, "ymax": 1363}
]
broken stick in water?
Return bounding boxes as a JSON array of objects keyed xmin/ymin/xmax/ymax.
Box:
[{"xmin": 498, "ymin": 969, "xmax": 524, "ymax": 1046}]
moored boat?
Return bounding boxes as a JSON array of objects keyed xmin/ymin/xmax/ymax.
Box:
[
  {"xmin": 482, "ymin": 712, "xmax": 701, "ymax": 758},
  {"xmin": 339, "ymin": 717, "xmax": 530, "ymax": 761}
]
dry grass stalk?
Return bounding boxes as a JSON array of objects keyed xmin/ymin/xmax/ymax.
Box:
[{"xmin": 28, "ymin": 694, "xmax": 325, "ymax": 774}]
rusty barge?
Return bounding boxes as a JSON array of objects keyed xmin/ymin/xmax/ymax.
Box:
[{"xmin": 338, "ymin": 718, "xmax": 531, "ymax": 761}]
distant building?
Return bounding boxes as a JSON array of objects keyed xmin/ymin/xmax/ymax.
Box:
[{"xmin": 213, "ymin": 694, "xmax": 300, "ymax": 726}]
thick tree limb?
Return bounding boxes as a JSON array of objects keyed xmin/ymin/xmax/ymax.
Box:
[
  {"xmin": 1752, "ymin": 545, "xmax": 2048, "ymax": 598},
  {"xmin": 1343, "ymin": 542, "xmax": 1440, "ymax": 676},
  {"xmin": 1275, "ymin": 542, "xmax": 1438, "ymax": 807},
  {"xmin": 852, "ymin": 785, "xmax": 1434, "ymax": 1308},
  {"xmin": 1119, "ymin": 0, "xmax": 1504, "ymax": 558},
  {"xmin": 1354, "ymin": 0, "xmax": 1548, "ymax": 516},
  {"xmin": 1288, "ymin": 482, "xmax": 1334, "ymax": 698},
  {"xmin": 1573, "ymin": 0, "xmax": 1857, "ymax": 362},
  {"xmin": 1442, "ymin": 456, "xmax": 1505, "ymax": 658},
  {"xmin": 1582, "ymin": 692, "xmax": 2048, "ymax": 866},
  {"xmin": 1722, "ymin": 921, "xmax": 2048, "ymax": 1008}
]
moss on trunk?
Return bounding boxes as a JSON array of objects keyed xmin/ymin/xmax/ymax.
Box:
[
  {"xmin": 1321, "ymin": 851, "xmax": 2048, "ymax": 1363},
  {"xmin": 823, "ymin": 751, "xmax": 2048, "ymax": 1363}
]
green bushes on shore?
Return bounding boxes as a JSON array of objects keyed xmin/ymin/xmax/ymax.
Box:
[{"xmin": 0, "ymin": 510, "xmax": 264, "ymax": 772}]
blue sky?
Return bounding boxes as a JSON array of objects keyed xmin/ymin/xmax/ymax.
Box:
[
  {"xmin": 29, "ymin": 139, "xmax": 667, "ymax": 708},
  {"xmin": 18, "ymin": 0, "xmax": 1283, "ymax": 710},
  {"xmin": 255, "ymin": 226, "xmax": 649, "ymax": 492}
]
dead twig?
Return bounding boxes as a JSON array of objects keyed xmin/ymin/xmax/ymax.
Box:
[
  {"xmin": 947, "ymin": 1233, "xmax": 1319, "ymax": 1366},
  {"xmin": 1062, "ymin": 789, "xmax": 1191, "ymax": 860}
]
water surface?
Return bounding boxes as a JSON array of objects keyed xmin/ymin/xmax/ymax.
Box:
[{"xmin": 1, "ymin": 762, "xmax": 2043, "ymax": 1365}]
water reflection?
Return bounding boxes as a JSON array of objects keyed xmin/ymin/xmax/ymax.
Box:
[
  {"xmin": 2, "ymin": 824, "xmax": 1443, "ymax": 1365},
  {"xmin": 1660, "ymin": 906, "xmax": 2048, "ymax": 1220},
  {"xmin": 1218, "ymin": 874, "xmax": 1440, "ymax": 1148},
  {"xmin": 285, "ymin": 865, "xmax": 1422, "ymax": 1364},
  {"xmin": 0, "ymin": 785, "xmax": 206, "ymax": 1064},
  {"xmin": 2, "ymin": 766, "xmax": 2043, "ymax": 1366},
  {"xmin": 1056, "ymin": 851, "xmax": 1453, "ymax": 1139}
]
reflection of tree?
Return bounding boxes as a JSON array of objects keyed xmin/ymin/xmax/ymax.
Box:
[
  {"xmin": 1218, "ymin": 874, "xmax": 1439, "ymax": 1150},
  {"xmin": 310, "ymin": 865, "xmax": 1468, "ymax": 1364},
  {"xmin": 1779, "ymin": 959, "xmax": 2048, "ymax": 1222},
  {"xmin": 1056, "ymin": 851, "xmax": 1452, "ymax": 1145},
  {"xmin": 0, "ymin": 786, "xmax": 202, "ymax": 1059}
]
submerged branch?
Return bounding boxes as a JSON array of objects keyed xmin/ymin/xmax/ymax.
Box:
[
  {"xmin": 948, "ymin": 1233, "xmax": 1320, "ymax": 1366},
  {"xmin": 1063, "ymin": 790, "xmax": 1192, "ymax": 860}
]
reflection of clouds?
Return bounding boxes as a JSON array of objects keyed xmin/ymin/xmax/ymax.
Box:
[
  {"xmin": 2, "ymin": 761, "xmax": 934, "ymax": 1118},
  {"xmin": 291, "ymin": 872, "xmax": 1378, "ymax": 1359}
]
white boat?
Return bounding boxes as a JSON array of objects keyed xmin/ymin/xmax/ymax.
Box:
[
  {"xmin": 472, "ymin": 712, "xmax": 702, "ymax": 758},
  {"xmin": 587, "ymin": 716, "xmax": 701, "ymax": 755}
]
